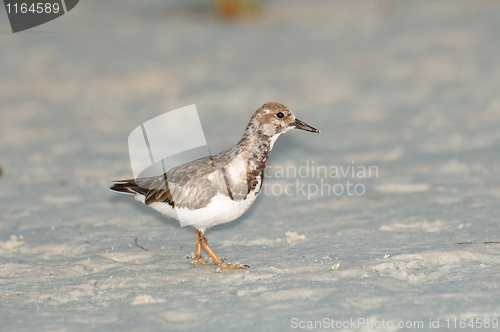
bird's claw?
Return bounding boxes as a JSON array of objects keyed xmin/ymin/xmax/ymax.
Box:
[{"xmin": 215, "ymin": 262, "xmax": 250, "ymax": 272}]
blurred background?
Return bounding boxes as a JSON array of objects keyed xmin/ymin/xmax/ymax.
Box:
[{"xmin": 1, "ymin": 0, "xmax": 500, "ymax": 331}]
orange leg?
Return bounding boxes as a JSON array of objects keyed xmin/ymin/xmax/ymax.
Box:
[
  {"xmin": 195, "ymin": 230, "xmax": 202, "ymax": 258},
  {"xmin": 188, "ymin": 230, "xmax": 214, "ymax": 266},
  {"xmin": 198, "ymin": 230, "xmax": 249, "ymax": 271}
]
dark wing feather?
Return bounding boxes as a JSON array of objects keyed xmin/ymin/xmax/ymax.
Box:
[{"xmin": 110, "ymin": 155, "xmax": 232, "ymax": 210}]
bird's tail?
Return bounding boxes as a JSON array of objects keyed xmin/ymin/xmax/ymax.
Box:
[{"xmin": 109, "ymin": 179, "xmax": 148, "ymax": 196}]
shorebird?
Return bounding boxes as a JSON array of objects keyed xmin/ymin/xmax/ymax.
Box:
[{"xmin": 110, "ymin": 102, "xmax": 319, "ymax": 271}]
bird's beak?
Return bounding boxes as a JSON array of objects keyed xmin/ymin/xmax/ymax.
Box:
[{"xmin": 292, "ymin": 118, "xmax": 320, "ymax": 133}]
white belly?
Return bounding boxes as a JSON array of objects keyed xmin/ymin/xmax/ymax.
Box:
[{"xmin": 135, "ymin": 187, "xmax": 259, "ymax": 233}]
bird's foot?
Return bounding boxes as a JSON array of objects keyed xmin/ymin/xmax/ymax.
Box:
[
  {"xmin": 195, "ymin": 230, "xmax": 250, "ymax": 272},
  {"xmin": 187, "ymin": 252, "xmax": 216, "ymax": 266},
  {"xmin": 215, "ymin": 261, "xmax": 250, "ymax": 273}
]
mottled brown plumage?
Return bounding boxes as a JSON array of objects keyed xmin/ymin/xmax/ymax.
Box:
[{"xmin": 110, "ymin": 102, "xmax": 319, "ymax": 271}]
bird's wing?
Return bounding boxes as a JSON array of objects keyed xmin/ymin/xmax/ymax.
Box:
[{"xmin": 110, "ymin": 155, "xmax": 247, "ymax": 210}]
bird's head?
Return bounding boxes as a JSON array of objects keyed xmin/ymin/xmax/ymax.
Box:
[{"xmin": 250, "ymin": 102, "xmax": 320, "ymax": 137}]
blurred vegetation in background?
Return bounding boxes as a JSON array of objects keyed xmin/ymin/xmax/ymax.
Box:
[{"xmin": 215, "ymin": 0, "xmax": 264, "ymax": 17}]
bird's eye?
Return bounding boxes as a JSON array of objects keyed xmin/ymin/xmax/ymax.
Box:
[{"xmin": 276, "ymin": 112, "xmax": 284, "ymax": 119}]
